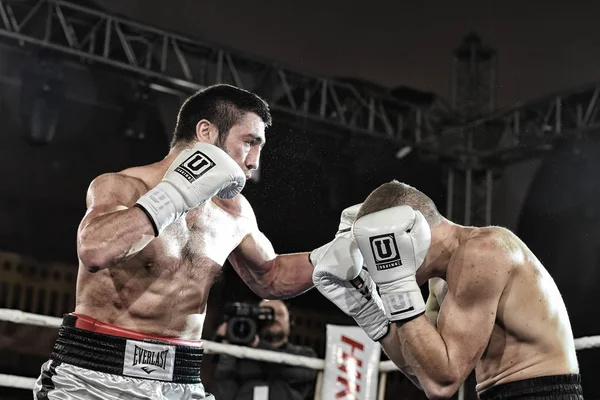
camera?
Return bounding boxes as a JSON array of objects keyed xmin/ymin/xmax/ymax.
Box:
[{"xmin": 223, "ymin": 302, "xmax": 275, "ymax": 345}]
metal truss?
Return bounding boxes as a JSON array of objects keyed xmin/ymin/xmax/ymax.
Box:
[
  {"xmin": 445, "ymin": 168, "xmax": 494, "ymax": 226},
  {"xmin": 0, "ymin": 0, "xmax": 440, "ymax": 149},
  {"xmin": 438, "ymin": 82, "xmax": 600, "ymax": 167}
]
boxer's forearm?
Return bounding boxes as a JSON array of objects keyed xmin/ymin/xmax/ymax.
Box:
[
  {"xmin": 259, "ymin": 253, "xmax": 314, "ymax": 299},
  {"xmin": 391, "ymin": 317, "xmax": 463, "ymax": 399},
  {"xmin": 78, "ymin": 207, "xmax": 155, "ymax": 271},
  {"xmin": 230, "ymin": 232, "xmax": 314, "ymax": 299},
  {"xmin": 380, "ymin": 331, "xmax": 423, "ymax": 390}
]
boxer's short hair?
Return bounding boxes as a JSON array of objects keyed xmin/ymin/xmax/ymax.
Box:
[
  {"xmin": 357, "ymin": 180, "xmax": 443, "ymax": 226},
  {"xmin": 171, "ymin": 84, "xmax": 272, "ymax": 147}
]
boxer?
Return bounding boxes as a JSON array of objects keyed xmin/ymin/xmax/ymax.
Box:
[
  {"xmin": 34, "ymin": 84, "xmax": 331, "ymax": 399},
  {"xmin": 313, "ymin": 180, "xmax": 583, "ymax": 400}
]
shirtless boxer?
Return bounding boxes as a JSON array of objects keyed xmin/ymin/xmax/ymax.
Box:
[
  {"xmin": 34, "ymin": 84, "xmax": 326, "ymax": 399},
  {"xmin": 312, "ymin": 180, "xmax": 583, "ymax": 400}
]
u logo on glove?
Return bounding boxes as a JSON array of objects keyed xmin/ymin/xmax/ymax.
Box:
[
  {"xmin": 369, "ymin": 234, "xmax": 402, "ymax": 270},
  {"xmin": 175, "ymin": 151, "xmax": 216, "ymax": 183}
]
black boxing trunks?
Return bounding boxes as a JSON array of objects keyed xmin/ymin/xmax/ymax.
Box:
[
  {"xmin": 479, "ymin": 374, "xmax": 584, "ymax": 400},
  {"xmin": 33, "ymin": 313, "xmax": 214, "ymax": 400}
]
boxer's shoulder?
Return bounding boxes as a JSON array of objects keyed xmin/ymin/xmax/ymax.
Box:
[
  {"xmin": 87, "ymin": 172, "xmax": 149, "ymax": 206},
  {"xmin": 212, "ymin": 194, "xmax": 256, "ymax": 222},
  {"xmin": 465, "ymin": 226, "xmax": 521, "ymax": 251},
  {"xmin": 451, "ymin": 227, "xmax": 517, "ymax": 276},
  {"xmin": 469, "ymin": 226, "xmax": 525, "ymax": 264}
]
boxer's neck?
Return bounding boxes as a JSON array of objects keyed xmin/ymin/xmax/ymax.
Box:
[
  {"xmin": 417, "ymin": 220, "xmax": 465, "ymax": 282},
  {"xmin": 159, "ymin": 139, "xmax": 218, "ymax": 171}
]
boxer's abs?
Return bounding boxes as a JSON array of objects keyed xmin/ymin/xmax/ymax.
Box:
[
  {"xmin": 74, "ymin": 205, "xmax": 244, "ymax": 339},
  {"xmin": 75, "ymin": 254, "xmax": 222, "ymax": 339}
]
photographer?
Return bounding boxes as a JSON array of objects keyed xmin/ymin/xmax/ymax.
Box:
[{"xmin": 211, "ymin": 300, "xmax": 317, "ymax": 400}]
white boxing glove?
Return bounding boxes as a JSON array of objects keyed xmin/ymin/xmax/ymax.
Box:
[
  {"xmin": 310, "ymin": 203, "xmax": 389, "ymax": 342},
  {"xmin": 312, "ymin": 233, "xmax": 390, "ymax": 342},
  {"xmin": 136, "ymin": 142, "xmax": 245, "ymax": 235},
  {"xmin": 353, "ymin": 205, "xmax": 431, "ymax": 322},
  {"xmin": 309, "ymin": 203, "xmax": 362, "ymax": 265}
]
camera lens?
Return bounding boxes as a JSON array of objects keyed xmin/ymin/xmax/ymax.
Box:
[
  {"xmin": 233, "ymin": 320, "xmax": 251, "ymax": 337},
  {"xmin": 227, "ymin": 316, "xmax": 257, "ymax": 345}
]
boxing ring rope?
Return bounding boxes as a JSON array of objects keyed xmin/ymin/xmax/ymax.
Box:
[{"xmin": 1, "ymin": 309, "xmax": 599, "ymax": 399}]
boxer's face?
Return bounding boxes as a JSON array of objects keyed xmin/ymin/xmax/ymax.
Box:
[{"xmin": 219, "ymin": 112, "xmax": 266, "ymax": 181}]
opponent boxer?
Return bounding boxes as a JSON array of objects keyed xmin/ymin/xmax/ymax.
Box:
[
  {"xmin": 34, "ymin": 84, "xmax": 329, "ymax": 399},
  {"xmin": 314, "ymin": 180, "xmax": 583, "ymax": 400}
]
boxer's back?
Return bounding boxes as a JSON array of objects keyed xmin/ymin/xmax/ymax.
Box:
[
  {"xmin": 473, "ymin": 227, "xmax": 579, "ymax": 393},
  {"xmin": 75, "ymin": 166, "xmax": 253, "ymax": 339}
]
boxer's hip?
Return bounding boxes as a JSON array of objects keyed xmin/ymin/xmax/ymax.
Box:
[
  {"xmin": 479, "ymin": 374, "xmax": 584, "ymax": 400},
  {"xmin": 34, "ymin": 313, "xmax": 212, "ymax": 399}
]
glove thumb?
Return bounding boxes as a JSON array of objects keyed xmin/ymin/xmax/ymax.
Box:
[{"xmin": 409, "ymin": 210, "xmax": 431, "ymax": 270}]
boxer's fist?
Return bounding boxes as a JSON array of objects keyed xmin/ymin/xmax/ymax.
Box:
[
  {"xmin": 161, "ymin": 142, "xmax": 245, "ymax": 201},
  {"xmin": 353, "ymin": 206, "xmax": 431, "ymax": 322},
  {"xmin": 312, "ymin": 233, "xmax": 389, "ymax": 342},
  {"xmin": 136, "ymin": 142, "xmax": 245, "ymax": 235}
]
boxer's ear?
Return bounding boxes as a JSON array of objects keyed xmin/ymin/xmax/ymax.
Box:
[{"xmin": 195, "ymin": 119, "xmax": 218, "ymax": 144}]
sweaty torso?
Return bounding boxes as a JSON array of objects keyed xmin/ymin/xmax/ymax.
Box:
[
  {"xmin": 434, "ymin": 228, "xmax": 578, "ymax": 394},
  {"xmin": 75, "ymin": 168, "xmax": 254, "ymax": 339}
]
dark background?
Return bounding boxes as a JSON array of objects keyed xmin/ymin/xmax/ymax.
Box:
[{"xmin": 0, "ymin": 0, "xmax": 599, "ymax": 399}]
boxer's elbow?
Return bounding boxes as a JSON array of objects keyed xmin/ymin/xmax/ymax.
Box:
[
  {"xmin": 421, "ymin": 378, "xmax": 461, "ymax": 400},
  {"xmin": 78, "ymin": 233, "xmax": 111, "ymax": 272},
  {"xmin": 246, "ymin": 259, "xmax": 280, "ymax": 299},
  {"xmin": 78, "ymin": 246, "xmax": 109, "ymax": 272}
]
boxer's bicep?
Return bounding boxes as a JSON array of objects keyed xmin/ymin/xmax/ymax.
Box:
[
  {"xmin": 228, "ymin": 215, "xmax": 278, "ymax": 297},
  {"xmin": 230, "ymin": 229, "xmax": 276, "ymax": 275},
  {"xmin": 79, "ymin": 174, "xmax": 140, "ymax": 230},
  {"xmin": 437, "ymin": 245, "xmax": 508, "ymax": 381},
  {"xmin": 76, "ymin": 174, "xmax": 156, "ymax": 270}
]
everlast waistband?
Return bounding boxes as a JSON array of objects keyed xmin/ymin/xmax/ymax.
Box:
[{"xmin": 50, "ymin": 313, "xmax": 204, "ymax": 383}]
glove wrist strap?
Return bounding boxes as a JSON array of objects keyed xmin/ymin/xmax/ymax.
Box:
[
  {"xmin": 379, "ymin": 279, "xmax": 425, "ymax": 322},
  {"xmin": 135, "ymin": 181, "xmax": 187, "ymax": 236}
]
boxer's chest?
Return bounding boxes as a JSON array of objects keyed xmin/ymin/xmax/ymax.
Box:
[{"xmin": 145, "ymin": 200, "xmax": 249, "ymax": 268}]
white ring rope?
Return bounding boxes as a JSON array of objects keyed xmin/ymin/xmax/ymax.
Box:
[
  {"xmin": 0, "ymin": 309, "xmax": 324, "ymax": 369},
  {"xmin": 1, "ymin": 308, "xmax": 599, "ymax": 389},
  {"xmin": 0, "ymin": 374, "xmax": 36, "ymax": 390}
]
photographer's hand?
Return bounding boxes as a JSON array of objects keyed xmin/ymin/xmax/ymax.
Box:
[{"xmin": 215, "ymin": 322, "xmax": 229, "ymax": 344}]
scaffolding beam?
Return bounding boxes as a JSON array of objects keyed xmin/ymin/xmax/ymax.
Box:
[
  {"xmin": 0, "ymin": 0, "xmax": 439, "ymax": 149},
  {"xmin": 440, "ymin": 82, "xmax": 600, "ymax": 165}
]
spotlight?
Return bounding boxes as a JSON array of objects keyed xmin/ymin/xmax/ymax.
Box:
[
  {"xmin": 20, "ymin": 54, "xmax": 65, "ymax": 145},
  {"xmin": 395, "ymin": 146, "xmax": 413, "ymax": 159}
]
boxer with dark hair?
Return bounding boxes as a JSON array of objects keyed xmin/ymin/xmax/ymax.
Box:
[
  {"xmin": 34, "ymin": 84, "xmax": 327, "ymax": 400},
  {"xmin": 313, "ymin": 180, "xmax": 583, "ymax": 400}
]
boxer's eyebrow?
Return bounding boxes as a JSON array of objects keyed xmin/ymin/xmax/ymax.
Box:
[{"xmin": 245, "ymin": 133, "xmax": 266, "ymax": 148}]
